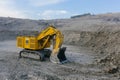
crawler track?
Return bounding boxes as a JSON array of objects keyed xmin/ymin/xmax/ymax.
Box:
[{"xmin": 19, "ymin": 49, "xmax": 51, "ymax": 61}]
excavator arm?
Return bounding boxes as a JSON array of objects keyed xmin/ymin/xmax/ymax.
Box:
[
  {"xmin": 51, "ymin": 30, "xmax": 67, "ymax": 63},
  {"xmin": 37, "ymin": 25, "xmax": 67, "ymax": 63}
]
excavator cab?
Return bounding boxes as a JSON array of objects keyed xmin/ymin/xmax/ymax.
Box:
[{"xmin": 17, "ymin": 25, "xmax": 67, "ymax": 63}]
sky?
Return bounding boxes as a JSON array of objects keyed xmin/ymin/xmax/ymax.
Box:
[{"xmin": 0, "ymin": 0, "xmax": 120, "ymax": 20}]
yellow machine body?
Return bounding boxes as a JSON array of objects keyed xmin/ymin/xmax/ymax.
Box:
[{"xmin": 17, "ymin": 36, "xmax": 50, "ymax": 50}]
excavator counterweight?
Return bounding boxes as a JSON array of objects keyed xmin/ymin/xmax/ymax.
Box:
[{"xmin": 17, "ymin": 25, "xmax": 67, "ymax": 63}]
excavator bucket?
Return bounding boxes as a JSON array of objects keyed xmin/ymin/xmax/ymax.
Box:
[
  {"xmin": 57, "ymin": 47, "xmax": 67, "ymax": 63},
  {"xmin": 50, "ymin": 47, "xmax": 67, "ymax": 64}
]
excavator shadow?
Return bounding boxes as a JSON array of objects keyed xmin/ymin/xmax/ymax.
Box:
[
  {"xmin": 19, "ymin": 55, "xmax": 52, "ymax": 62},
  {"xmin": 20, "ymin": 56, "xmax": 42, "ymax": 61}
]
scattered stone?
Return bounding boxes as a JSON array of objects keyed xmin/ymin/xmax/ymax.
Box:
[
  {"xmin": 20, "ymin": 74, "xmax": 28, "ymax": 79},
  {"xmin": 104, "ymin": 65, "xmax": 118, "ymax": 74}
]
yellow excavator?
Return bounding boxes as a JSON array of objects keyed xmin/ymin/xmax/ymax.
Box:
[{"xmin": 16, "ymin": 25, "xmax": 67, "ymax": 63}]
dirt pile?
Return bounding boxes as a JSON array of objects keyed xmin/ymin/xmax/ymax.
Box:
[
  {"xmin": 63, "ymin": 30, "xmax": 120, "ymax": 73},
  {"xmin": 84, "ymin": 31, "xmax": 120, "ymax": 72}
]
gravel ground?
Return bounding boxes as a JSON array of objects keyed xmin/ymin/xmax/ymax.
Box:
[{"xmin": 0, "ymin": 40, "xmax": 119, "ymax": 80}]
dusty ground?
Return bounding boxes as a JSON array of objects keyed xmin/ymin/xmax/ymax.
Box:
[{"xmin": 0, "ymin": 40, "xmax": 119, "ymax": 80}]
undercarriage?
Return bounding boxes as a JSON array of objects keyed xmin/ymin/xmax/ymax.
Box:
[{"xmin": 19, "ymin": 47, "xmax": 67, "ymax": 63}]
